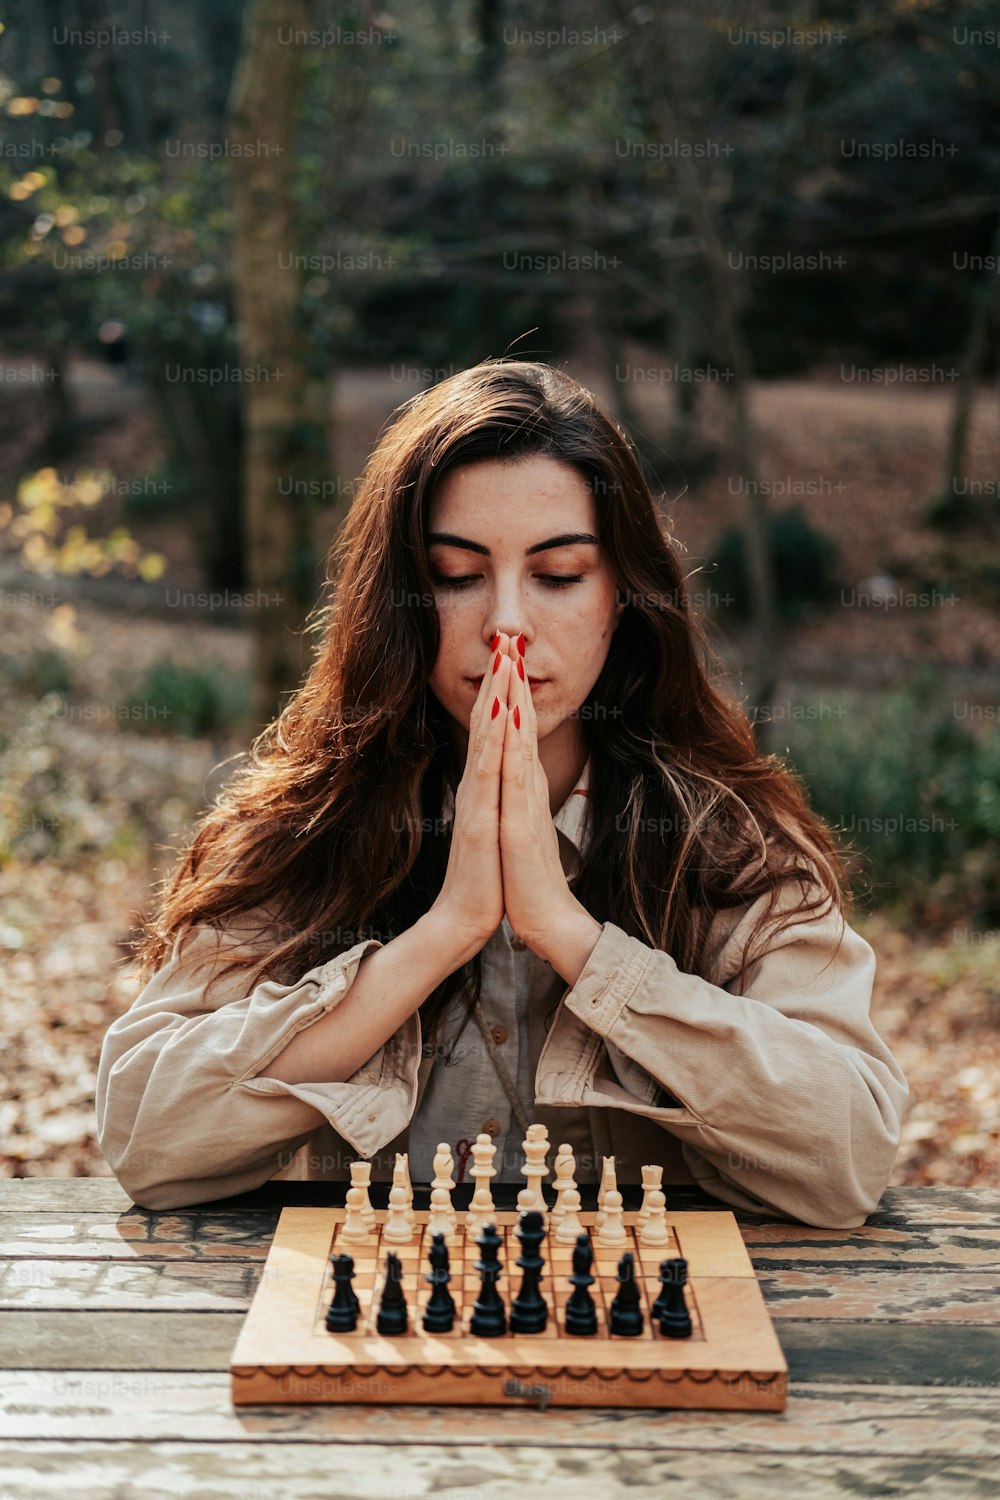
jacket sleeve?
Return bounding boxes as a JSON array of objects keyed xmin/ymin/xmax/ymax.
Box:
[
  {"xmin": 95, "ymin": 914, "xmax": 421, "ymax": 1210},
  {"xmin": 535, "ymin": 879, "xmax": 908, "ymax": 1229}
]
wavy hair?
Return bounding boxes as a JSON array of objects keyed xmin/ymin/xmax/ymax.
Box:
[{"xmin": 135, "ymin": 359, "xmax": 859, "ymax": 1036}]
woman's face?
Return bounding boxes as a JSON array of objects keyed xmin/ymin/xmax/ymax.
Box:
[{"xmin": 425, "ymin": 455, "xmax": 624, "ymax": 746}]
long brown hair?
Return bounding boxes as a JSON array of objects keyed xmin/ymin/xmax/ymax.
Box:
[{"xmin": 135, "ymin": 359, "xmax": 858, "ymax": 1035}]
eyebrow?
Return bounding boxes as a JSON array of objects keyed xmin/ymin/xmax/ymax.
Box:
[{"xmin": 426, "ymin": 531, "xmax": 599, "ymax": 557}]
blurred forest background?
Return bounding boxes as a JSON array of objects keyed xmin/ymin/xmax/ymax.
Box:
[{"xmin": 1, "ymin": 0, "xmax": 998, "ymax": 1188}]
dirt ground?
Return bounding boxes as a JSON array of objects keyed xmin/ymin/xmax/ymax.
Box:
[{"xmin": 1, "ymin": 355, "xmax": 998, "ymax": 1193}]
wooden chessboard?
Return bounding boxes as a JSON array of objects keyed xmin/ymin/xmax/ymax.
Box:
[{"xmin": 230, "ymin": 1206, "xmax": 788, "ymax": 1410}]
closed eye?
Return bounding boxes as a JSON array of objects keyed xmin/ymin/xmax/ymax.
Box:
[{"xmin": 432, "ymin": 574, "xmax": 583, "ymax": 590}]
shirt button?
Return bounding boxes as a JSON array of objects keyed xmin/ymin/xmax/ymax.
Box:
[
  {"xmin": 510, "ymin": 937, "xmax": 526, "ymax": 950},
  {"xmin": 482, "ymin": 1118, "xmax": 501, "ymax": 1135},
  {"xmin": 491, "ymin": 1025, "xmax": 508, "ymax": 1046}
]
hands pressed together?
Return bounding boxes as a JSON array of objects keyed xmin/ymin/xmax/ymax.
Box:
[{"xmin": 434, "ymin": 631, "xmax": 597, "ymax": 974}]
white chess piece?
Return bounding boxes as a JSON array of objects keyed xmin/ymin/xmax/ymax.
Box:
[
  {"xmin": 637, "ymin": 1187, "xmax": 670, "ymax": 1246},
  {"xmin": 517, "ymin": 1122, "xmax": 550, "ymax": 1222},
  {"xmin": 594, "ymin": 1155, "xmax": 617, "ymax": 1228},
  {"xmin": 350, "ymin": 1159, "xmax": 377, "ymax": 1228},
  {"xmin": 465, "ymin": 1133, "xmax": 498, "ymax": 1235},
  {"xmin": 550, "ymin": 1144, "xmax": 577, "ymax": 1227},
  {"xmin": 595, "ymin": 1187, "xmax": 628, "ymax": 1246},
  {"xmin": 431, "ymin": 1143, "xmax": 458, "ymax": 1235},
  {"xmin": 339, "ymin": 1183, "xmax": 371, "ymax": 1244},
  {"xmin": 426, "ymin": 1185, "xmax": 460, "ymax": 1241},
  {"xmin": 396, "ymin": 1151, "xmax": 416, "ymax": 1225},
  {"xmin": 637, "ymin": 1163, "xmax": 663, "ymax": 1226},
  {"xmin": 553, "ymin": 1187, "xmax": 586, "ymax": 1244},
  {"xmin": 382, "ymin": 1179, "xmax": 413, "ymax": 1243}
]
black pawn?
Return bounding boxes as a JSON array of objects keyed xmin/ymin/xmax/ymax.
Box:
[
  {"xmin": 563, "ymin": 1232, "xmax": 598, "ymax": 1337},
  {"xmin": 422, "ymin": 1232, "xmax": 456, "ymax": 1333},
  {"xmin": 376, "ymin": 1249, "xmax": 408, "ymax": 1335},
  {"xmin": 325, "ymin": 1252, "xmax": 359, "ymax": 1332},
  {"xmin": 509, "ymin": 1210, "xmax": 548, "ymax": 1334},
  {"xmin": 469, "ymin": 1222, "xmax": 507, "ymax": 1337},
  {"xmin": 657, "ymin": 1256, "xmax": 692, "ymax": 1339},
  {"xmin": 608, "ymin": 1251, "xmax": 644, "ymax": 1337}
]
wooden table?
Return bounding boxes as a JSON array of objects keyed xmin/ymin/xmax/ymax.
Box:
[{"xmin": 1, "ymin": 1181, "xmax": 997, "ymax": 1497}]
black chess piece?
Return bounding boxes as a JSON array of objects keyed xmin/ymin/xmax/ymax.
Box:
[
  {"xmin": 608, "ymin": 1251, "xmax": 644, "ymax": 1337},
  {"xmin": 375, "ymin": 1250, "xmax": 409, "ymax": 1335},
  {"xmin": 469, "ymin": 1222, "xmax": 507, "ymax": 1337},
  {"xmin": 509, "ymin": 1209, "xmax": 548, "ymax": 1334},
  {"xmin": 422, "ymin": 1231, "xmax": 456, "ymax": 1333},
  {"xmin": 325, "ymin": 1252, "xmax": 359, "ymax": 1332},
  {"xmin": 563, "ymin": 1231, "xmax": 598, "ymax": 1336},
  {"xmin": 657, "ymin": 1256, "xmax": 692, "ymax": 1339}
]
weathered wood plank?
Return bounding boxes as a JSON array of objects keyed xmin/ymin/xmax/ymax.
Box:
[
  {"xmin": 2, "ymin": 1311, "xmax": 997, "ymax": 1387},
  {"xmin": 2, "ymin": 1374, "xmax": 999, "ymax": 1454},
  {"xmin": 5, "ymin": 1259, "xmax": 997, "ymax": 1325},
  {"xmin": 0, "ymin": 1442, "xmax": 995, "ymax": 1497}
]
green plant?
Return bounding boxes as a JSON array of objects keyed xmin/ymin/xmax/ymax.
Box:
[
  {"xmin": 121, "ymin": 658, "xmax": 250, "ymax": 738},
  {"xmin": 776, "ymin": 666, "xmax": 1000, "ymax": 930},
  {"xmin": 709, "ymin": 505, "xmax": 841, "ymax": 621}
]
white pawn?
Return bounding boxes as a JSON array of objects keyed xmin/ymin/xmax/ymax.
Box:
[
  {"xmin": 550, "ymin": 1144, "xmax": 577, "ymax": 1227},
  {"xmin": 350, "ymin": 1159, "xmax": 377, "ymax": 1229},
  {"xmin": 595, "ymin": 1187, "xmax": 627, "ymax": 1247},
  {"xmin": 382, "ymin": 1178, "xmax": 413, "ymax": 1243},
  {"xmin": 339, "ymin": 1183, "xmax": 371, "ymax": 1244},
  {"xmin": 637, "ymin": 1187, "xmax": 670, "ymax": 1246},
  {"xmin": 426, "ymin": 1185, "xmax": 460, "ymax": 1242},
  {"xmin": 553, "ymin": 1187, "xmax": 586, "ymax": 1244},
  {"xmin": 637, "ymin": 1163, "xmax": 663, "ymax": 1227}
]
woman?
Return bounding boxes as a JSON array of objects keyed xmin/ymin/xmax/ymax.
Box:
[{"xmin": 96, "ymin": 359, "xmax": 907, "ymax": 1226}]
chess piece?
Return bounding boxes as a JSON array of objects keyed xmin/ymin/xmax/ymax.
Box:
[
  {"xmin": 382, "ymin": 1177, "xmax": 414, "ymax": 1243},
  {"xmin": 550, "ymin": 1144, "xmax": 577, "ymax": 1227},
  {"xmin": 431, "ymin": 1143, "xmax": 458, "ymax": 1231},
  {"xmin": 637, "ymin": 1187, "xmax": 670, "ymax": 1246},
  {"xmin": 595, "ymin": 1187, "xmax": 628, "ymax": 1247},
  {"xmin": 636, "ymin": 1164, "xmax": 663, "ymax": 1226},
  {"xmin": 325, "ymin": 1252, "xmax": 359, "ymax": 1332},
  {"xmin": 517, "ymin": 1122, "xmax": 550, "ymax": 1222},
  {"xmin": 553, "ymin": 1186, "xmax": 586, "ymax": 1244},
  {"xmin": 509, "ymin": 1209, "xmax": 548, "ymax": 1334},
  {"xmin": 426, "ymin": 1185, "xmax": 460, "ymax": 1242},
  {"xmin": 339, "ymin": 1183, "xmax": 371, "ymax": 1245},
  {"xmin": 350, "ymin": 1159, "xmax": 377, "ymax": 1229},
  {"xmin": 376, "ymin": 1250, "xmax": 408, "ymax": 1335},
  {"xmin": 657, "ymin": 1257, "xmax": 693, "ymax": 1339},
  {"xmin": 594, "ymin": 1155, "xmax": 617, "ymax": 1228},
  {"xmin": 563, "ymin": 1232, "xmax": 598, "ymax": 1336},
  {"xmin": 469, "ymin": 1222, "xmax": 507, "ymax": 1337},
  {"xmin": 608, "ymin": 1251, "xmax": 644, "ymax": 1337},
  {"xmin": 422, "ymin": 1232, "xmax": 456, "ymax": 1332},
  {"xmin": 465, "ymin": 1133, "xmax": 498, "ymax": 1236},
  {"xmin": 396, "ymin": 1151, "xmax": 416, "ymax": 1225}
]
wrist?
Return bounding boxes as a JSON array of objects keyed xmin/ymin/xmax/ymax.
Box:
[{"xmin": 423, "ymin": 903, "xmax": 489, "ymax": 970}]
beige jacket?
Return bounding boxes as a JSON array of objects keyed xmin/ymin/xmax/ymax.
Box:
[{"xmin": 96, "ymin": 764, "xmax": 908, "ymax": 1229}]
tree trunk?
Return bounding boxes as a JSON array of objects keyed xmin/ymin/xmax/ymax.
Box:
[{"xmin": 226, "ymin": 0, "xmax": 316, "ymax": 726}]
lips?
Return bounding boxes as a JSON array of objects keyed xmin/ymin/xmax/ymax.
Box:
[{"xmin": 466, "ymin": 675, "xmax": 548, "ymax": 686}]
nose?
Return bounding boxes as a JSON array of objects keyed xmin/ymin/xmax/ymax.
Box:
[{"xmin": 487, "ymin": 620, "xmax": 524, "ymax": 646}]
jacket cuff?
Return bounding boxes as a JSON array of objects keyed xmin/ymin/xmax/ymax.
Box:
[{"xmin": 231, "ymin": 940, "xmax": 422, "ymax": 1157}]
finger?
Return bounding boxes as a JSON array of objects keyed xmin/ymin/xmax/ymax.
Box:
[
  {"xmin": 479, "ymin": 645, "xmax": 512, "ymax": 790},
  {"xmin": 466, "ymin": 631, "xmax": 509, "ymax": 767}
]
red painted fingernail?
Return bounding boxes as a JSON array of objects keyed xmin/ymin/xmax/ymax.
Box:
[
  {"xmin": 517, "ymin": 657, "xmax": 524, "ymax": 681},
  {"xmin": 492, "ymin": 696, "xmax": 500, "ymax": 719},
  {"xmin": 490, "ymin": 633, "xmax": 499, "ymax": 650},
  {"xmin": 492, "ymin": 651, "xmax": 502, "ymax": 674},
  {"xmin": 517, "ymin": 633, "xmax": 526, "ymax": 655},
  {"xmin": 513, "ymin": 705, "xmax": 520, "ymax": 729}
]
